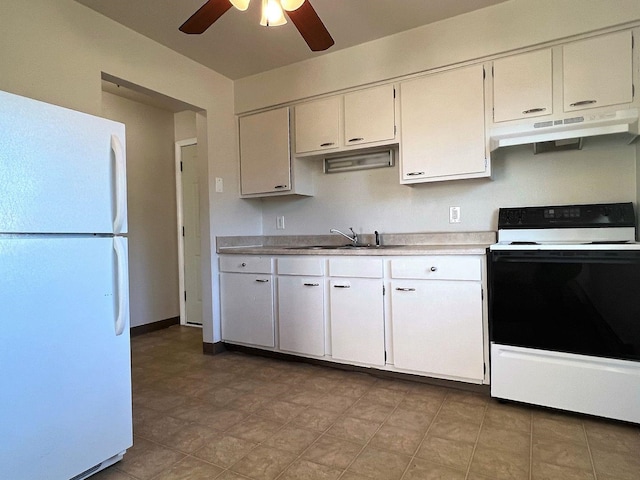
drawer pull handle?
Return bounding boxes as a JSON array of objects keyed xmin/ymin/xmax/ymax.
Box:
[
  {"xmin": 320, "ymin": 142, "xmax": 336, "ymax": 147},
  {"xmin": 569, "ymin": 99, "xmax": 596, "ymax": 107},
  {"xmin": 304, "ymin": 283, "xmax": 320, "ymax": 287},
  {"xmin": 255, "ymin": 279, "xmax": 269, "ymax": 283},
  {"xmin": 333, "ymin": 285, "xmax": 350, "ymax": 288},
  {"xmin": 430, "ymin": 266, "xmax": 437, "ymax": 272},
  {"xmin": 274, "ymin": 185, "xmax": 288, "ymax": 189},
  {"xmin": 406, "ymin": 172, "xmax": 425, "ymax": 176},
  {"xmin": 395, "ymin": 287, "xmax": 416, "ymax": 292},
  {"xmin": 522, "ymin": 107, "xmax": 546, "ymax": 114},
  {"xmin": 348, "ymin": 137, "xmax": 364, "ymax": 143}
]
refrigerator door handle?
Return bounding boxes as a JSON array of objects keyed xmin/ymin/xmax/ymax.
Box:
[
  {"xmin": 111, "ymin": 134, "xmax": 127, "ymax": 234},
  {"xmin": 113, "ymin": 237, "xmax": 129, "ymax": 336}
]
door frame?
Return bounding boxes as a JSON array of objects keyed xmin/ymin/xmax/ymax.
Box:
[{"xmin": 175, "ymin": 138, "xmax": 198, "ymax": 327}]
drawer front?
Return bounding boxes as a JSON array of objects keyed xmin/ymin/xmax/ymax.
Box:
[
  {"xmin": 329, "ymin": 257, "xmax": 383, "ymax": 278},
  {"xmin": 277, "ymin": 257, "xmax": 324, "ymax": 276},
  {"xmin": 391, "ymin": 256, "xmax": 481, "ymax": 281},
  {"xmin": 219, "ymin": 255, "xmax": 273, "ymax": 274}
]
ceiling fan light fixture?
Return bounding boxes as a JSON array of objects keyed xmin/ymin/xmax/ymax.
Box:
[
  {"xmin": 260, "ymin": 0, "xmax": 287, "ymax": 26},
  {"xmin": 281, "ymin": 0, "xmax": 305, "ymax": 11},
  {"xmin": 229, "ymin": 0, "xmax": 251, "ymax": 11}
]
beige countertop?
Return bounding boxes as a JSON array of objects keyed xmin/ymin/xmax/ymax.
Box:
[{"xmin": 216, "ymin": 232, "xmax": 495, "ymax": 256}]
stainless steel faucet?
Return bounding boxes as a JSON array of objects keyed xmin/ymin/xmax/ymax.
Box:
[{"xmin": 330, "ymin": 227, "xmax": 358, "ymax": 245}]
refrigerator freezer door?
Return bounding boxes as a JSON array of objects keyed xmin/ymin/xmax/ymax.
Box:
[
  {"xmin": 0, "ymin": 90, "xmax": 127, "ymax": 234},
  {"xmin": 0, "ymin": 236, "xmax": 132, "ymax": 480}
]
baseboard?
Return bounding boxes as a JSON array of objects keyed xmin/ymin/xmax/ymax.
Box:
[
  {"xmin": 203, "ymin": 341, "xmax": 227, "ymax": 355},
  {"xmin": 130, "ymin": 316, "xmax": 180, "ymax": 337},
  {"xmin": 223, "ymin": 343, "xmax": 490, "ymax": 395}
]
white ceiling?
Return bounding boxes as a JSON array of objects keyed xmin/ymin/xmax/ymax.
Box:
[{"xmin": 76, "ymin": 0, "xmax": 508, "ymax": 80}]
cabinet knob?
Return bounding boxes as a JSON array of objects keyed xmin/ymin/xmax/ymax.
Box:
[
  {"xmin": 569, "ymin": 99, "xmax": 597, "ymax": 107},
  {"xmin": 430, "ymin": 266, "xmax": 437, "ymax": 272},
  {"xmin": 241, "ymin": 262, "xmax": 247, "ymax": 267},
  {"xmin": 522, "ymin": 107, "xmax": 546, "ymax": 114}
]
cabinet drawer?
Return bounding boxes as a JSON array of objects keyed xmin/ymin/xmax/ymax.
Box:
[
  {"xmin": 219, "ymin": 255, "xmax": 273, "ymax": 274},
  {"xmin": 391, "ymin": 256, "xmax": 481, "ymax": 281},
  {"xmin": 277, "ymin": 257, "xmax": 324, "ymax": 276},
  {"xmin": 329, "ymin": 257, "xmax": 383, "ymax": 278}
]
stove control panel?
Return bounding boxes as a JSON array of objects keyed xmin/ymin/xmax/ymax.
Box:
[{"xmin": 498, "ymin": 202, "xmax": 636, "ymax": 229}]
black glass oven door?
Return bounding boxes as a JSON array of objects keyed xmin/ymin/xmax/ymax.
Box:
[{"xmin": 489, "ymin": 250, "xmax": 640, "ymax": 362}]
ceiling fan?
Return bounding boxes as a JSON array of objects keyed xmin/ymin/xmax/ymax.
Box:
[{"xmin": 180, "ymin": 0, "xmax": 335, "ymax": 51}]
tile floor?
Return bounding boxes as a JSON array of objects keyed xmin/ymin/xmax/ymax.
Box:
[{"xmin": 94, "ymin": 326, "xmax": 640, "ymax": 480}]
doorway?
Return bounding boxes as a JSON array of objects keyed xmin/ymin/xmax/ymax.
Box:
[{"xmin": 176, "ymin": 139, "xmax": 203, "ymax": 327}]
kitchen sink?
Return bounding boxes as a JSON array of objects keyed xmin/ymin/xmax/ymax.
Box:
[{"xmin": 285, "ymin": 244, "xmax": 402, "ymax": 250}]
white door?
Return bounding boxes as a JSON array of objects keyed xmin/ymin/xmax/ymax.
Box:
[
  {"xmin": 329, "ymin": 278, "xmax": 385, "ymax": 366},
  {"xmin": 180, "ymin": 143, "xmax": 202, "ymax": 326},
  {"xmin": 391, "ymin": 279, "xmax": 484, "ymax": 380},
  {"xmin": 0, "ymin": 236, "xmax": 132, "ymax": 480},
  {"xmin": 220, "ymin": 272, "xmax": 275, "ymax": 347},
  {"xmin": 0, "ymin": 90, "xmax": 127, "ymax": 234},
  {"xmin": 563, "ymin": 30, "xmax": 633, "ymax": 112},
  {"xmin": 278, "ymin": 276, "xmax": 325, "ymax": 356}
]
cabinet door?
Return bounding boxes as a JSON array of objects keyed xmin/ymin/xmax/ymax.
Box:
[
  {"xmin": 294, "ymin": 97, "xmax": 340, "ymax": 154},
  {"xmin": 400, "ymin": 65, "xmax": 487, "ymax": 182},
  {"xmin": 391, "ymin": 280, "xmax": 484, "ymax": 381},
  {"xmin": 239, "ymin": 107, "xmax": 291, "ymax": 195},
  {"xmin": 220, "ymin": 272, "xmax": 275, "ymax": 347},
  {"xmin": 493, "ymin": 49, "xmax": 553, "ymax": 122},
  {"xmin": 563, "ymin": 30, "xmax": 633, "ymax": 112},
  {"xmin": 329, "ymin": 278, "xmax": 384, "ymax": 366},
  {"xmin": 278, "ymin": 276, "xmax": 325, "ymax": 356},
  {"xmin": 344, "ymin": 85, "xmax": 396, "ymax": 147}
]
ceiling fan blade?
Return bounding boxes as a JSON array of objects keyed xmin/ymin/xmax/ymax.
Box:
[
  {"xmin": 180, "ymin": 0, "xmax": 233, "ymax": 34},
  {"xmin": 286, "ymin": 1, "xmax": 335, "ymax": 51}
]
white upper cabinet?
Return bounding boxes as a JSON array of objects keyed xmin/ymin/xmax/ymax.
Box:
[
  {"xmin": 400, "ymin": 64, "xmax": 489, "ymax": 183},
  {"xmin": 239, "ymin": 107, "xmax": 312, "ymax": 198},
  {"xmin": 343, "ymin": 84, "xmax": 396, "ymax": 147},
  {"xmin": 294, "ymin": 85, "xmax": 397, "ymax": 155},
  {"xmin": 294, "ymin": 97, "xmax": 341, "ymax": 154},
  {"xmin": 563, "ymin": 30, "xmax": 634, "ymax": 112},
  {"xmin": 493, "ymin": 49, "xmax": 553, "ymax": 122}
]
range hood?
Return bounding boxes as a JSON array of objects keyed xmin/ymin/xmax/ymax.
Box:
[{"xmin": 489, "ymin": 108, "xmax": 639, "ymax": 151}]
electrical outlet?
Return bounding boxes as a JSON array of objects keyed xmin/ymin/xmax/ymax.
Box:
[
  {"xmin": 449, "ymin": 206, "xmax": 461, "ymax": 223},
  {"xmin": 215, "ymin": 177, "xmax": 223, "ymax": 193},
  {"xmin": 276, "ymin": 216, "xmax": 285, "ymax": 230}
]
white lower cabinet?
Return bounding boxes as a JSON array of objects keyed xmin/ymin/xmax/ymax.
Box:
[
  {"xmin": 219, "ymin": 256, "xmax": 275, "ymax": 347},
  {"xmin": 390, "ymin": 257, "xmax": 485, "ymax": 381},
  {"xmin": 219, "ymin": 253, "xmax": 486, "ymax": 384},
  {"xmin": 277, "ymin": 257, "xmax": 325, "ymax": 356},
  {"xmin": 328, "ymin": 258, "xmax": 385, "ymax": 366}
]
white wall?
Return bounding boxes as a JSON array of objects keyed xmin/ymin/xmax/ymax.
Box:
[
  {"xmin": 101, "ymin": 91, "xmax": 180, "ymax": 328},
  {"xmin": 174, "ymin": 111, "xmax": 197, "ymax": 142},
  {"xmin": 0, "ymin": 0, "xmax": 263, "ymax": 343},
  {"xmin": 261, "ymin": 141, "xmax": 637, "ymax": 235}
]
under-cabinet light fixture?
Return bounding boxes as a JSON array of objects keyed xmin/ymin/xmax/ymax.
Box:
[{"xmin": 324, "ymin": 149, "xmax": 394, "ymax": 174}]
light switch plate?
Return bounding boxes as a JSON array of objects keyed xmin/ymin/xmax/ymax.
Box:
[
  {"xmin": 449, "ymin": 206, "xmax": 461, "ymax": 223},
  {"xmin": 276, "ymin": 216, "xmax": 285, "ymax": 230},
  {"xmin": 215, "ymin": 177, "xmax": 223, "ymax": 193}
]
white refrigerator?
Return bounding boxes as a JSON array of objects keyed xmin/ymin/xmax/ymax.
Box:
[{"xmin": 0, "ymin": 90, "xmax": 133, "ymax": 479}]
